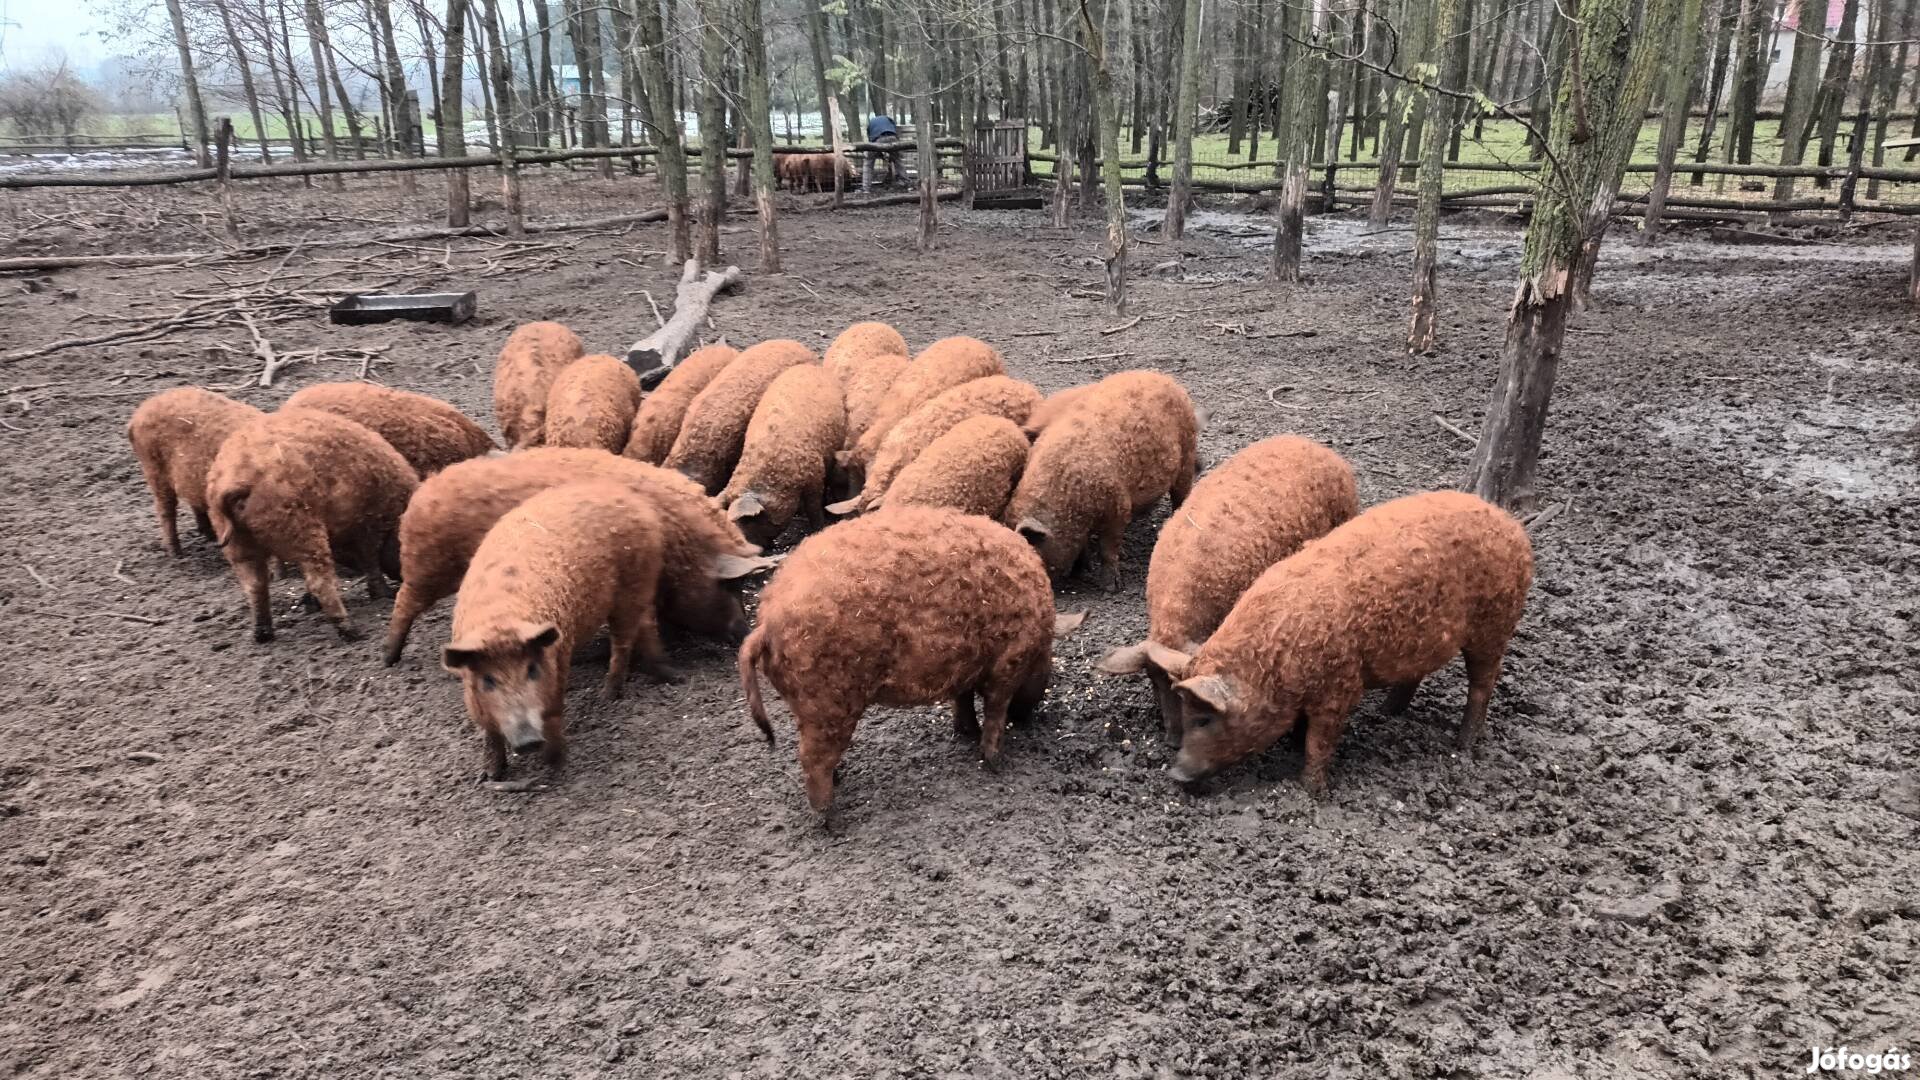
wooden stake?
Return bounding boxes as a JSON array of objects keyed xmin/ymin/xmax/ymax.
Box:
[{"xmin": 216, "ymin": 117, "xmax": 239, "ymax": 245}]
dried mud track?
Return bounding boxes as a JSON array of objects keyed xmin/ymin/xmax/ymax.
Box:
[{"xmin": 1, "ymin": 190, "xmax": 1916, "ymax": 1078}]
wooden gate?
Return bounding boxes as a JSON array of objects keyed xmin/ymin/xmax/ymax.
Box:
[{"xmin": 969, "ymin": 121, "xmax": 1029, "ymax": 193}]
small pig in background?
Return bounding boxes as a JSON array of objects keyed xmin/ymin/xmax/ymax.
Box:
[
  {"xmin": 493, "ymin": 321, "xmax": 585, "ymax": 448},
  {"xmin": 544, "ymin": 354, "xmax": 642, "ymax": 454},
  {"xmin": 281, "ymin": 382, "xmax": 495, "ymax": 476},
  {"xmin": 718, "ymin": 365, "xmax": 847, "ymax": 547}
]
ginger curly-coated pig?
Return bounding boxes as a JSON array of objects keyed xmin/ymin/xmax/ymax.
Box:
[
  {"xmin": 382, "ymin": 448, "xmax": 771, "ymax": 665},
  {"xmin": 828, "ymin": 375, "xmax": 1040, "ymax": 514},
  {"xmin": 1022, "ymin": 384, "xmax": 1098, "ymax": 439},
  {"xmin": 443, "ymin": 482, "xmax": 677, "ymax": 785},
  {"xmin": 846, "ymin": 336, "xmax": 1004, "ymax": 475},
  {"xmin": 281, "ymin": 382, "xmax": 495, "ymax": 477},
  {"xmin": 205, "ymin": 410, "xmax": 419, "ymax": 643},
  {"xmin": 663, "ymin": 338, "xmax": 817, "ymax": 494},
  {"xmin": 739, "ymin": 507, "xmax": 1086, "ymax": 814},
  {"xmin": 544, "ymin": 354, "xmax": 642, "ymax": 453},
  {"xmin": 1097, "ymin": 436, "xmax": 1358, "ymax": 744},
  {"xmin": 718, "ymin": 365, "xmax": 847, "ymax": 547},
  {"xmin": 623, "ymin": 343, "xmax": 738, "ymax": 464},
  {"xmin": 493, "ymin": 321, "xmax": 585, "ymax": 448},
  {"xmin": 1001, "ymin": 370, "xmax": 1198, "ymax": 590},
  {"xmin": 127, "ymin": 387, "xmax": 265, "ymax": 556},
  {"xmin": 876, "ymin": 415, "xmax": 1029, "ymax": 519},
  {"xmin": 822, "ymin": 322, "xmax": 910, "ymax": 452},
  {"xmin": 1132, "ymin": 491, "xmax": 1533, "ymax": 798}
]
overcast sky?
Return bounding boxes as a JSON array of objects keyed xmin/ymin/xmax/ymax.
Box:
[{"xmin": 0, "ymin": 0, "xmax": 108, "ymax": 70}]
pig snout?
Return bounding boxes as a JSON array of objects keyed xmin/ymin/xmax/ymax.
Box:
[{"xmin": 502, "ymin": 709, "xmax": 547, "ymax": 754}]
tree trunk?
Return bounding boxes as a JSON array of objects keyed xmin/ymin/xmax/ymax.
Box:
[
  {"xmin": 1468, "ymin": 0, "xmax": 1681, "ymax": 511},
  {"xmin": 1769, "ymin": 0, "xmax": 1828, "ymax": 218},
  {"xmin": 1078, "ymin": 0, "xmax": 1128, "ymax": 314},
  {"xmin": 274, "ymin": 0, "xmax": 312, "ymax": 168},
  {"xmin": 635, "ymin": 0, "xmax": 691, "ymax": 261},
  {"xmin": 698, "ymin": 0, "xmax": 729, "ymax": 266},
  {"xmin": 1727, "ymin": 0, "xmax": 1762, "ymax": 165},
  {"xmin": 1445, "ymin": 0, "xmax": 1477, "ymax": 162},
  {"xmin": 441, "ymin": 0, "xmax": 472, "ymax": 225},
  {"xmin": 1270, "ymin": 0, "xmax": 1317, "ymax": 284},
  {"xmin": 1166, "ymin": 0, "xmax": 1204, "ymax": 238},
  {"xmin": 303, "ymin": 0, "xmax": 346, "ymax": 187},
  {"xmin": 256, "ymin": 0, "xmax": 306, "ymax": 162},
  {"xmin": 585, "ymin": 1, "xmax": 616, "ymax": 174},
  {"xmin": 1528, "ymin": 4, "xmax": 1566, "ymax": 158},
  {"xmin": 1810, "ymin": 0, "xmax": 1861, "ymax": 186},
  {"xmin": 478, "ymin": 0, "xmax": 527, "ymax": 233},
  {"xmin": 165, "ymin": 0, "xmax": 213, "ymax": 167},
  {"xmin": 212, "ymin": 0, "xmax": 272, "ymax": 163},
  {"xmin": 917, "ymin": 63, "xmax": 938, "ymax": 253},
  {"xmin": 315, "ymin": 9, "xmax": 366, "ymax": 159},
  {"xmin": 1410, "ymin": 0, "xmax": 1467, "ymax": 352},
  {"xmin": 744, "ymin": 0, "xmax": 779, "ymax": 271},
  {"xmin": 513, "ymin": 0, "xmax": 545, "ymax": 146},
  {"xmin": 803, "ymin": 0, "xmax": 837, "ymax": 145},
  {"xmin": 1867, "ymin": 0, "xmax": 1916, "ymax": 196},
  {"xmin": 534, "ymin": 0, "xmax": 563, "ymax": 147},
  {"xmin": 1372, "ymin": 0, "xmax": 1430, "ymax": 224},
  {"xmin": 409, "ymin": 0, "xmax": 444, "ymax": 137},
  {"xmin": 1689, "ymin": 0, "xmax": 1734, "ymax": 183},
  {"xmin": 1644, "ymin": 0, "xmax": 1709, "ymax": 237},
  {"xmin": 1227, "ymin": 3, "xmax": 1249, "ymax": 155},
  {"xmin": 373, "ymin": 0, "xmax": 416, "ymax": 188},
  {"xmin": 1129, "ymin": 4, "xmax": 1147, "ymax": 153}
]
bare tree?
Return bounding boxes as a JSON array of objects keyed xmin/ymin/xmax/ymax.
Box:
[
  {"xmin": 1078, "ymin": 0, "xmax": 1127, "ymax": 312},
  {"xmin": 1409, "ymin": 0, "xmax": 1469, "ymax": 351},
  {"xmin": 1643, "ymin": 0, "xmax": 1709, "ymax": 236},
  {"xmin": 1165, "ymin": 0, "xmax": 1204, "ymax": 238},
  {"xmin": 210, "ymin": 0, "xmax": 273, "ymax": 162},
  {"xmin": 164, "ymin": 0, "xmax": 214, "ymax": 166},
  {"xmin": 697, "ymin": 0, "xmax": 731, "ymax": 265},
  {"xmin": 744, "ymin": 0, "xmax": 780, "ymax": 270},
  {"xmin": 441, "ymin": 0, "xmax": 473, "ymax": 225}
]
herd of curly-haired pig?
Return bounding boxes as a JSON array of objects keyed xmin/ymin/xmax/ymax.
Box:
[{"xmin": 126, "ymin": 318, "xmax": 1533, "ymax": 813}]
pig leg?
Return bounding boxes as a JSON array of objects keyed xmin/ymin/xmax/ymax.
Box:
[
  {"xmin": 480, "ymin": 729, "xmax": 509, "ymax": 781},
  {"xmin": 192, "ymin": 508, "xmax": 216, "ymax": 542},
  {"xmin": 142, "ymin": 467, "xmax": 182, "ymax": 557},
  {"xmin": 1458, "ymin": 647, "xmax": 1504, "ymax": 759},
  {"xmin": 1009, "ymin": 651, "xmax": 1051, "ymax": 725},
  {"xmin": 1300, "ymin": 707, "xmax": 1351, "ymax": 800},
  {"xmin": 381, "ymin": 582, "xmax": 436, "ymax": 666},
  {"xmin": 804, "ymin": 475, "xmax": 828, "ymax": 532},
  {"xmin": 284, "ymin": 524, "xmax": 358, "ymax": 640},
  {"xmin": 231, "ymin": 552, "xmax": 275, "ymax": 643},
  {"xmin": 1385, "ymin": 679, "xmax": 1423, "ymax": 715},
  {"xmin": 1169, "ymin": 455, "xmax": 1196, "ymax": 510},
  {"xmin": 795, "ymin": 705, "xmax": 859, "ymax": 813},
  {"xmin": 351, "ymin": 532, "xmax": 390, "ymax": 601},
  {"xmin": 977, "ymin": 685, "xmax": 1016, "ymax": 768},
  {"xmin": 952, "ymin": 691, "xmax": 980, "ymax": 739},
  {"xmin": 1146, "ymin": 666, "xmax": 1181, "ymax": 745},
  {"xmin": 1097, "ymin": 514, "xmax": 1127, "ymax": 592}
]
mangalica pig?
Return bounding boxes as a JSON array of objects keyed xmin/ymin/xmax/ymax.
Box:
[
  {"xmin": 738, "ymin": 507, "xmax": 1086, "ymax": 813},
  {"xmin": 875, "ymin": 415, "xmax": 1029, "ymax": 519},
  {"xmin": 662, "ymin": 339, "xmax": 817, "ymax": 494},
  {"xmin": 718, "ymin": 365, "xmax": 847, "ymax": 547},
  {"xmin": 127, "ymin": 387, "xmax": 265, "ymax": 556},
  {"xmin": 443, "ymin": 482, "xmax": 676, "ymax": 783},
  {"xmin": 623, "ymin": 343, "xmax": 739, "ymax": 464},
  {"xmin": 493, "ymin": 321, "xmax": 585, "ymax": 447},
  {"xmin": 1145, "ymin": 491, "xmax": 1533, "ymax": 798},
  {"xmin": 205, "ymin": 410, "xmax": 419, "ymax": 643},
  {"xmin": 544, "ymin": 353, "xmax": 643, "ymax": 454},
  {"xmin": 281, "ymin": 382, "xmax": 495, "ymax": 476}
]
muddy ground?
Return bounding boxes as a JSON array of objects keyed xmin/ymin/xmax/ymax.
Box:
[{"xmin": 2, "ymin": 174, "xmax": 1916, "ymax": 1078}]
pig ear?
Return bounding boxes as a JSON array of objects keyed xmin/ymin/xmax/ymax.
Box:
[
  {"xmin": 833, "ymin": 449, "xmax": 854, "ymax": 470},
  {"xmin": 1145, "ymin": 641, "xmax": 1195, "ymax": 680},
  {"xmin": 1015, "ymin": 517, "xmax": 1050, "ymax": 546},
  {"xmin": 728, "ymin": 492, "xmax": 765, "ymax": 521},
  {"xmin": 1053, "ymin": 610, "xmax": 1088, "ymax": 637},
  {"xmin": 1096, "ymin": 640, "xmax": 1148, "ymax": 675},
  {"xmin": 713, "ymin": 552, "xmax": 780, "ymax": 580},
  {"xmin": 823, "ymin": 495, "xmax": 862, "ymax": 516},
  {"xmin": 442, "ymin": 641, "xmax": 483, "ymax": 671},
  {"xmin": 1175, "ymin": 673, "xmax": 1238, "ymax": 716},
  {"xmin": 518, "ymin": 623, "xmax": 561, "ymax": 652}
]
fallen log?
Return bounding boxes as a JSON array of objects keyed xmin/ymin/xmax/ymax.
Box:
[{"xmin": 625, "ymin": 259, "xmax": 744, "ymax": 385}]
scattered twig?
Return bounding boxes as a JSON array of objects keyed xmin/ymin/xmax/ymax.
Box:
[
  {"xmin": 1266, "ymin": 387, "xmax": 1309, "ymax": 411},
  {"xmin": 244, "ymin": 309, "xmax": 289, "ymax": 387},
  {"xmin": 1042, "ymin": 350, "xmax": 1131, "ymax": 364},
  {"xmin": 112, "ymin": 560, "xmax": 135, "ymax": 585},
  {"xmin": 93, "ymin": 611, "xmax": 166, "ymax": 626},
  {"xmin": 23, "ymin": 564, "xmax": 51, "ymax": 589},
  {"xmin": 1524, "ymin": 500, "xmax": 1572, "ymax": 531},
  {"xmin": 1433, "ymin": 415, "xmax": 1477, "ymax": 445},
  {"xmin": 1100, "ymin": 316, "xmax": 1143, "ymax": 336},
  {"xmin": 643, "ymin": 290, "xmax": 666, "ymax": 329},
  {"xmin": 1012, "ymin": 329, "xmax": 1065, "ymax": 337}
]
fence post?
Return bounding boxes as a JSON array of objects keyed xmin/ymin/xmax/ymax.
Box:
[{"xmin": 216, "ymin": 117, "xmax": 239, "ymax": 245}]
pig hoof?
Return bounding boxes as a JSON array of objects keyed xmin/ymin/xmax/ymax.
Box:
[
  {"xmin": 298, "ymin": 592, "xmax": 322, "ymax": 613},
  {"xmin": 253, "ymin": 625, "xmax": 275, "ymax": 644},
  {"xmin": 601, "ymin": 682, "xmax": 626, "ymax": 702},
  {"xmin": 645, "ymin": 664, "xmax": 685, "ymax": 685},
  {"xmin": 334, "ymin": 622, "xmax": 364, "ymax": 643}
]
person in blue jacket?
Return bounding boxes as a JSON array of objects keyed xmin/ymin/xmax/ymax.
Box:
[{"xmin": 863, "ymin": 114, "xmax": 906, "ymax": 192}]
